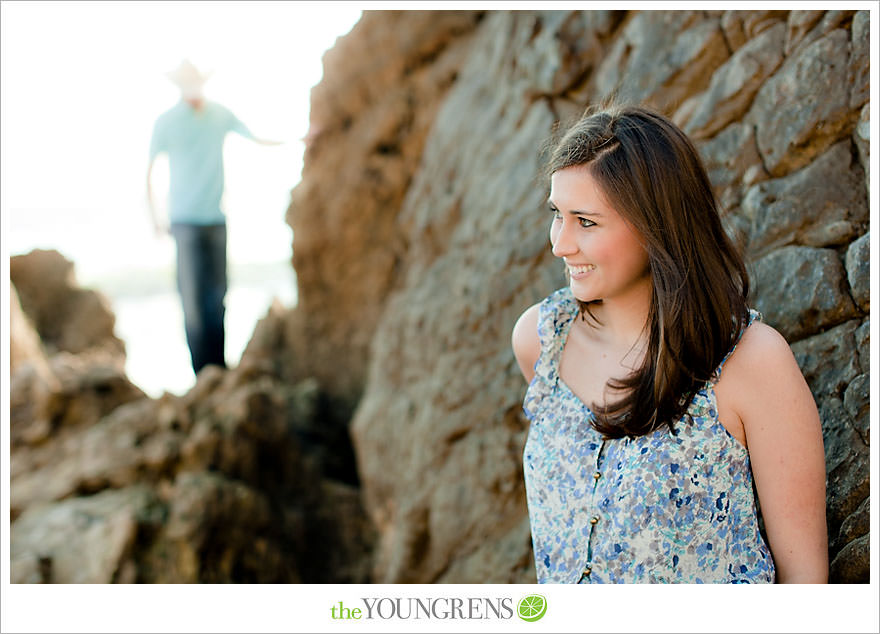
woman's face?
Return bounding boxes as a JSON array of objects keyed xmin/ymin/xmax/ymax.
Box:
[{"xmin": 549, "ymin": 166, "xmax": 651, "ymax": 303}]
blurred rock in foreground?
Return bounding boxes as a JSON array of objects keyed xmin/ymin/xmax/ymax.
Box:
[{"xmin": 10, "ymin": 252, "xmax": 373, "ymax": 583}]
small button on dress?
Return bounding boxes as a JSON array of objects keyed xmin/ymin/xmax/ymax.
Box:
[{"xmin": 522, "ymin": 286, "xmax": 776, "ymax": 584}]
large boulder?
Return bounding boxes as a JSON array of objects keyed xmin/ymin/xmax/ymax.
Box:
[
  {"xmin": 10, "ymin": 249, "xmax": 125, "ymax": 362},
  {"xmin": 10, "ymin": 255, "xmax": 145, "ymax": 451}
]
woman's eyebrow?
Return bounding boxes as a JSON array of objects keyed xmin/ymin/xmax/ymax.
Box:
[{"xmin": 548, "ymin": 200, "xmax": 603, "ymax": 216}]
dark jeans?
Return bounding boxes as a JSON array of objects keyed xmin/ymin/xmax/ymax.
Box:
[{"xmin": 170, "ymin": 223, "xmax": 227, "ymax": 374}]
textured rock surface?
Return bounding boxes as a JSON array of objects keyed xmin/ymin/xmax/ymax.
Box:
[
  {"xmin": 10, "ymin": 250, "xmax": 125, "ymax": 362},
  {"xmin": 10, "ymin": 254, "xmax": 146, "ymax": 449},
  {"xmin": 281, "ymin": 9, "xmax": 870, "ymax": 583},
  {"xmin": 751, "ymin": 246, "xmax": 858, "ymax": 341},
  {"xmin": 283, "ymin": 10, "xmax": 484, "ymax": 415},
  {"xmin": 749, "ymin": 27, "xmax": 858, "ymax": 176},
  {"xmin": 678, "ymin": 22, "xmax": 785, "ymax": 140},
  {"xmin": 791, "ymin": 318, "xmax": 868, "ymax": 569},
  {"xmin": 846, "ymin": 232, "xmax": 870, "ymax": 312},
  {"xmin": 11, "ymin": 485, "xmax": 163, "ymax": 583},
  {"xmin": 10, "ymin": 259, "xmax": 373, "ymax": 583},
  {"xmin": 585, "ymin": 12, "xmax": 728, "ymax": 113},
  {"xmin": 10, "ymin": 284, "xmax": 49, "ymax": 376},
  {"xmin": 742, "ymin": 141, "xmax": 868, "ymax": 257}
]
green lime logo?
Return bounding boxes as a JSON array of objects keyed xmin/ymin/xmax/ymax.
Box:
[{"xmin": 517, "ymin": 594, "xmax": 547, "ymax": 622}]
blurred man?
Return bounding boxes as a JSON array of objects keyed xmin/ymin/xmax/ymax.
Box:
[{"xmin": 147, "ymin": 59, "xmax": 282, "ymax": 374}]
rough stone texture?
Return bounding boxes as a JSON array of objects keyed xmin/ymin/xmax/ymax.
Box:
[
  {"xmin": 791, "ymin": 321, "xmax": 862, "ymax": 406},
  {"xmin": 742, "ymin": 141, "xmax": 868, "ymax": 257},
  {"xmin": 697, "ymin": 122, "xmax": 767, "ymax": 219},
  {"xmin": 822, "ymin": 397, "xmax": 869, "ymax": 577},
  {"xmin": 845, "ymin": 231, "xmax": 870, "ymax": 313},
  {"xmin": 587, "ymin": 12, "xmax": 729, "ymax": 113},
  {"xmin": 10, "ymin": 349, "xmax": 146, "ymax": 454},
  {"xmin": 751, "ymin": 246, "xmax": 858, "ymax": 341},
  {"xmin": 749, "ymin": 28, "xmax": 858, "ymax": 177},
  {"xmin": 10, "ymin": 250, "xmax": 125, "ymax": 363},
  {"xmin": 283, "ymin": 10, "xmax": 484, "ymax": 415},
  {"xmin": 9, "ymin": 284, "xmax": 59, "ymax": 445},
  {"xmin": 350, "ymin": 11, "xmax": 571, "ymax": 583},
  {"xmin": 843, "ymin": 374, "xmax": 869, "ymax": 446},
  {"xmin": 721, "ymin": 11, "xmax": 787, "ymax": 53},
  {"xmin": 11, "ymin": 485, "xmax": 163, "ymax": 583},
  {"xmin": 854, "ymin": 103, "xmax": 870, "ymax": 196},
  {"xmin": 10, "ymin": 284, "xmax": 49, "ymax": 376},
  {"xmin": 848, "ymin": 11, "xmax": 870, "ymax": 110},
  {"xmin": 832, "ymin": 496, "xmax": 869, "ymax": 553},
  {"xmin": 830, "ymin": 533, "xmax": 870, "ymax": 584},
  {"xmin": 10, "ymin": 259, "xmax": 373, "ymax": 583},
  {"xmin": 783, "ymin": 10, "xmax": 824, "ymax": 55},
  {"xmin": 10, "ymin": 358, "xmax": 374, "ymax": 582},
  {"xmin": 790, "ymin": 320, "xmax": 868, "ymax": 575},
  {"xmin": 855, "ymin": 320, "xmax": 869, "ymax": 375},
  {"xmin": 679, "ymin": 22, "xmax": 785, "ymax": 140},
  {"xmin": 9, "ymin": 252, "xmax": 142, "ymax": 451},
  {"xmin": 785, "ymin": 10, "xmax": 857, "ymax": 59},
  {"xmin": 512, "ymin": 11, "xmax": 623, "ymax": 99}
]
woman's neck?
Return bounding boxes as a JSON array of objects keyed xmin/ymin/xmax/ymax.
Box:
[{"xmin": 580, "ymin": 276, "xmax": 653, "ymax": 352}]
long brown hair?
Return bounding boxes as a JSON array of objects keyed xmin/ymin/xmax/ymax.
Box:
[{"xmin": 546, "ymin": 103, "xmax": 750, "ymax": 438}]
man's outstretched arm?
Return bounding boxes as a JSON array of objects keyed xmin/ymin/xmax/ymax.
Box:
[{"xmin": 252, "ymin": 138, "xmax": 285, "ymax": 146}]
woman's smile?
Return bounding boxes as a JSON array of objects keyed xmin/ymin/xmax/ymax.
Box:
[{"xmin": 566, "ymin": 262, "xmax": 596, "ymax": 279}]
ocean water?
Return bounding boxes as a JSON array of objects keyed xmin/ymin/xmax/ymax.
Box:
[{"xmin": 108, "ymin": 259, "xmax": 297, "ymax": 398}]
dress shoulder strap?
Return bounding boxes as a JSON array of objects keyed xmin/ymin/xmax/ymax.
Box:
[
  {"xmin": 709, "ymin": 308, "xmax": 762, "ymax": 385},
  {"xmin": 533, "ymin": 286, "xmax": 580, "ymax": 385}
]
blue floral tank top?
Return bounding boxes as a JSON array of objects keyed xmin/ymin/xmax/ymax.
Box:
[{"xmin": 522, "ymin": 286, "xmax": 776, "ymax": 583}]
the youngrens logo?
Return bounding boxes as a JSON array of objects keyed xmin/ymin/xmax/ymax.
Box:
[{"xmin": 329, "ymin": 595, "xmax": 547, "ymax": 622}]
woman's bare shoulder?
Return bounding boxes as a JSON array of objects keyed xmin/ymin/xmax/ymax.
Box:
[
  {"xmin": 727, "ymin": 320, "xmax": 795, "ymax": 374},
  {"xmin": 511, "ymin": 303, "xmax": 542, "ymax": 383},
  {"xmin": 721, "ymin": 320, "xmax": 810, "ymax": 414}
]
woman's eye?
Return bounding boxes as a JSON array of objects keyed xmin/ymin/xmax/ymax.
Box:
[
  {"xmin": 578, "ymin": 217, "xmax": 596, "ymax": 228},
  {"xmin": 548, "ymin": 207, "xmax": 594, "ymax": 228}
]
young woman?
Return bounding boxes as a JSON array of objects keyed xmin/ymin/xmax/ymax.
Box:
[{"xmin": 511, "ymin": 104, "xmax": 828, "ymax": 583}]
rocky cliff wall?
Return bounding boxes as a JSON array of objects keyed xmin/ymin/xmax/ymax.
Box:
[
  {"xmin": 282, "ymin": 11, "xmax": 484, "ymax": 413},
  {"xmin": 286, "ymin": 10, "xmax": 870, "ymax": 582}
]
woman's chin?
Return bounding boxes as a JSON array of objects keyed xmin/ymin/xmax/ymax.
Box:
[{"xmin": 569, "ymin": 281, "xmax": 598, "ymax": 303}]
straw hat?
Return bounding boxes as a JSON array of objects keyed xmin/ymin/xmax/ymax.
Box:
[{"xmin": 165, "ymin": 59, "xmax": 213, "ymax": 98}]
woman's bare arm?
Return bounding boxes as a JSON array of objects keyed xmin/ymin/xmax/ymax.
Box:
[
  {"xmin": 511, "ymin": 303, "xmax": 541, "ymax": 384},
  {"xmin": 725, "ymin": 322, "xmax": 829, "ymax": 583}
]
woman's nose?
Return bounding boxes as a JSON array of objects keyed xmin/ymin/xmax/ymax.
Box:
[{"xmin": 551, "ymin": 220, "xmax": 577, "ymax": 258}]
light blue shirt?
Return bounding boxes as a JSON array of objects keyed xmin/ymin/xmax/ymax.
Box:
[{"xmin": 149, "ymin": 100, "xmax": 255, "ymax": 225}]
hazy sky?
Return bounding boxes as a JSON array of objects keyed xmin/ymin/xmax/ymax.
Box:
[
  {"xmin": 1, "ymin": 1, "xmax": 363, "ymax": 395},
  {"xmin": 2, "ymin": 1, "xmax": 362, "ymax": 279}
]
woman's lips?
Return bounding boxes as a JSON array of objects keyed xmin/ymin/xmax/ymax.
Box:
[{"xmin": 567, "ymin": 263, "xmax": 595, "ymax": 279}]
